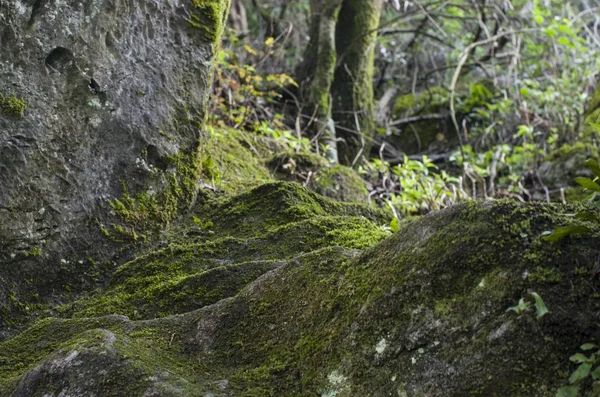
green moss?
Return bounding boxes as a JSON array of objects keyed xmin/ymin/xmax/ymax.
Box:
[
  {"xmin": 102, "ymin": 126, "xmax": 274, "ymax": 242},
  {"xmin": 392, "ymin": 87, "xmax": 450, "ymax": 153},
  {"xmin": 314, "ymin": 164, "xmax": 369, "ymax": 202},
  {"xmin": 0, "ymin": 93, "xmax": 26, "ymax": 118},
  {"xmin": 194, "ymin": 181, "xmax": 387, "ymax": 239},
  {"xmin": 529, "ymin": 266, "xmax": 562, "ymax": 283},
  {"xmin": 24, "ymin": 246, "xmax": 42, "ymax": 257},
  {"xmin": 266, "ymin": 152, "xmax": 368, "ymax": 202},
  {"xmin": 187, "ymin": 0, "xmax": 231, "ymax": 44},
  {"xmin": 2, "ymin": 193, "xmax": 600, "ymax": 395},
  {"xmin": 105, "ymin": 149, "xmax": 199, "ymax": 241},
  {"xmin": 200, "ymin": 128, "xmax": 272, "ymax": 194},
  {"xmin": 58, "ymin": 181, "xmax": 388, "ymax": 321},
  {"xmin": 0, "ymin": 314, "xmax": 211, "ymax": 396},
  {"xmin": 393, "ymin": 87, "xmax": 449, "ymax": 116},
  {"xmin": 191, "ymin": 200, "xmax": 599, "ymax": 395}
]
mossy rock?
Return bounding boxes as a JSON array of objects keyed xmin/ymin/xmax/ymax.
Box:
[
  {"xmin": 313, "ymin": 164, "xmax": 370, "ymax": 203},
  {"xmin": 267, "ymin": 152, "xmax": 370, "ymax": 202},
  {"xmin": 2, "ymin": 197, "xmax": 600, "ymax": 396},
  {"xmin": 391, "ymin": 87, "xmax": 451, "ymax": 154},
  {"xmin": 56, "ymin": 181, "xmax": 389, "ymax": 321},
  {"xmin": 0, "ymin": 0, "xmax": 232, "ymax": 335}
]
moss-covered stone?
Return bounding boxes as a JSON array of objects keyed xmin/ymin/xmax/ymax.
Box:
[
  {"xmin": 194, "ymin": 200, "xmax": 600, "ymax": 396},
  {"xmin": 54, "ymin": 181, "xmax": 388, "ymax": 321},
  {"xmin": 314, "ymin": 164, "xmax": 369, "ymax": 202},
  {"xmin": 392, "ymin": 87, "xmax": 451, "ymax": 154},
  {"xmin": 102, "ymin": 128, "xmax": 273, "ymax": 242},
  {"xmin": 267, "ymin": 152, "xmax": 369, "ymax": 202},
  {"xmin": 2, "ymin": 197, "xmax": 599, "ymax": 396}
]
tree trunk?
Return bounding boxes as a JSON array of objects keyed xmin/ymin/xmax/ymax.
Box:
[
  {"xmin": 296, "ymin": 0, "xmax": 343, "ymax": 163},
  {"xmin": 297, "ymin": 0, "xmax": 382, "ymax": 166},
  {"xmin": 331, "ymin": 0, "xmax": 382, "ymax": 165},
  {"xmin": 229, "ymin": 0, "xmax": 248, "ymax": 36}
]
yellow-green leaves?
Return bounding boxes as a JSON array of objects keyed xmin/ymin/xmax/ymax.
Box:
[
  {"xmin": 390, "ymin": 217, "xmax": 399, "ymax": 233},
  {"xmin": 506, "ymin": 292, "xmax": 549, "ymax": 319},
  {"xmin": 575, "ymin": 177, "xmax": 600, "ymax": 192},
  {"xmin": 530, "ymin": 292, "xmax": 549, "ymax": 318}
]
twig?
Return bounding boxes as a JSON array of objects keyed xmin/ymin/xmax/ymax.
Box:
[{"xmin": 389, "ymin": 113, "xmax": 447, "ymax": 127}]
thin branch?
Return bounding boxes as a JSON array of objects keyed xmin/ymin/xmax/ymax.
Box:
[
  {"xmin": 389, "ymin": 113, "xmax": 448, "ymax": 127},
  {"xmin": 449, "ymin": 28, "xmax": 540, "ymax": 140}
]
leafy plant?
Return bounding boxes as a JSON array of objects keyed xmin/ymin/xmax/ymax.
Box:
[
  {"xmin": 361, "ymin": 155, "xmax": 467, "ymax": 217},
  {"xmin": 556, "ymin": 344, "xmax": 600, "ymax": 397},
  {"xmin": 542, "ymin": 158, "xmax": 600, "ymax": 242},
  {"xmin": 208, "ymin": 34, "xmax": 297, "ymax": 131},
  {"xmin": 506, "ymin": 292, "xmax": 549, "ymax": 319}
]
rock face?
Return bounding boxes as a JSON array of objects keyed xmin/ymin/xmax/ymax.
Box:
[{"xmin": 0, "ymin": 0, "xmax": 230, "ymax": 329}]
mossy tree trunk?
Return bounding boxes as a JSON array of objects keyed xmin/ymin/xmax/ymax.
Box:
[
  {"xmin": 296, "ymin": 0, "xmax": 344, "ymax": 163},
  {"xmin": 297, "ymin": 0, "xmax": 382, "ymax": 166},
  {"xmin": 331, "ymin": 0, "xmax": 382, "ymax": 165}
]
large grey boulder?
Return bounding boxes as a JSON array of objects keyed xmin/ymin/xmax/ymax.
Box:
[{"xmin": 0, "ymin": 0, "xmax": 230, "ymax": 334}]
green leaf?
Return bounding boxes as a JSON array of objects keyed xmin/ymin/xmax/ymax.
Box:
[
  {"xmin": 575, "ymin": 177, "xmax": 600, "ymax": 192},
  {"xmin": 592, "ymin": 366, "xmax": 600, "ymax": 380},
  {"xmin": 531, "ymin": 292, "xmax": 550, "ymax": 318},
  {"xmin": 542, "ymin": 226, "xmax": 592, "ymax": 242},
  {"xmin": 575, "ymin": 211, "xmax": 599, "ymax": 223},
  {"xmin": 556, "ymin": 385, "xmax": 579, "ymax": 397},
  {"xmin": 569, "ymin": 353, "xmax": 589, "ymax": 363},
  {"xmin": 588, "ymin": 122, "xmax": 600, "ymax": 133},
  {"xmin": 557, "ymin": 37, "xmax": 571, "ymax": 47},
  {"xmin": 569, "ymin": 362, "xmax": 592, "ymax": 384},
  {"xmin": 390, "ymin": 218, "xmax": 400, "ymax": 233},
  {"xmin": 506, "ymin": 298, "xmax": 530, "ymax": 314},
  {"xmin": 581, "ymin": 343, "xmax": 598, "ymax": 351},
  {"xmin": 585, "ymin": 159, "xmax": 600, "ymax": 178}
]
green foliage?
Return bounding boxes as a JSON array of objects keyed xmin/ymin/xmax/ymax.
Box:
[
  {"xmin": 542, "ymin": 158, "xmax": 600, "ymax": 242},
  {"xmin": 506, "ymin": 292, "xmax": 549, "ymax": 318},
  {"xmin": 506, "ymin": 298, "xmax": 530, "ymax": 315},
  {"xmin": 254, "ymin": 122, "xmax": 311, "ymax": 153},
  {"xmin": 556, "ymin": 344, "xmax": 600, "ymax": 397},
  {"xmin": 360, "ymin": 155, "xmax": 466, "ymax": 216},
  {"xmin": 208, "ymin": 38, "xmax": 297, "ymax": 131}
]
